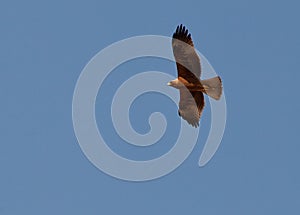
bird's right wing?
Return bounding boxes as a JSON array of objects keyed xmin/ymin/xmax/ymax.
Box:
[{"xmin": 179, "ymin": 87, "xmax": 205, "ymax": 128}]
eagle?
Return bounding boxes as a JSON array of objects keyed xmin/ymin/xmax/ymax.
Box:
[{"xmin": 168, "ymin": 24, "xmax": 222, "ymax": 127}]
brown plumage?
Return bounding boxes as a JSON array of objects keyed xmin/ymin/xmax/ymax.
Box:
[{"xmin": 168, "ymin": 24, "xmax": 222, "ymax": 127}]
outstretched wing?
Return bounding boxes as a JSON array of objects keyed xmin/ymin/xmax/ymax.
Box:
[
  {"xmin": 178, "ymin": 88, "xmax": 205, "ymax": 127},
  {"xmin": 172, "ymin": 24, "xmax": 201, "ymax": 84},
  {"xmin": 173, "ymin": 24, "xmax": 204, "ymax": 127}
]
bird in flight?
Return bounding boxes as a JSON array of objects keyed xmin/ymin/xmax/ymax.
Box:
[{"xmin": 168, "ymin": 24, "xmax": 222, "ymax": 127}]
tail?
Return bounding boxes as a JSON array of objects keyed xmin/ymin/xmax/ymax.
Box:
[{"xmin": 201, "ymin": 76, "xmax": 222, "ymax": 100}]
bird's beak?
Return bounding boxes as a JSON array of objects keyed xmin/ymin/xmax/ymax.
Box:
[{"xmin": 167, "ymin": 82, "xmax": 171, "ymax": 86}]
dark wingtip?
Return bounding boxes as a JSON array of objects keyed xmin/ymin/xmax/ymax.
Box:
[
  {"xmin": 192, "ymin": 121, "xmax": 199, "ymax": 128},
  {"xmin": 173, "ymin": 24, "xmax": 193, "ymax": 46},
  {"xmin": 187, "ymin": 118, "xmax": 199, "ymax": 128}
]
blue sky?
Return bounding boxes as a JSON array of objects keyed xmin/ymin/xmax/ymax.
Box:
[{"xmin": 1, "ymin": 0, "xmax": 300, "ymax": 214}]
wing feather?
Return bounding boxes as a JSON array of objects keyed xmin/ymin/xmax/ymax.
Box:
[
  {"xmin": 179, "ymin": 88, "xmax": 205, "ymax": 127},
  {"xmin": 172, "ymin": 24, "xmax": 201, "ymax": 84}
]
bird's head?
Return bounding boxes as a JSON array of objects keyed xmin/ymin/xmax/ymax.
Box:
[{"xmin": 167, "ymin": 78, "xmax": 182, "ymax": 89}]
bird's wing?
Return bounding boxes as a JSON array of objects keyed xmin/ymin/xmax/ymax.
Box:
[
  {"xmin": 179, "ymin": 87, "xmax": 205, "ymax": 127},
  {"xmin": 172, "ymin": 24, "xmax": 201, "ymax": 84}
]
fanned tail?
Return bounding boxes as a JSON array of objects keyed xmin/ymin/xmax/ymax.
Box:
[{"xmin": 201, "ymin": 76, "xmax": 222, "ymax": 100}]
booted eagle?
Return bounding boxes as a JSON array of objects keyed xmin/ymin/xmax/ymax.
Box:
[{"xmin": 168, "ymin": 24, "xmax": 222, "ymax": 127}]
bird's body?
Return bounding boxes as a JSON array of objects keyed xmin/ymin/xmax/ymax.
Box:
[
  {"xmin": 168, "ymin": 77, "xmax": 205, "ymax": 91},
  {"xmin": 168, "ymin": 24, "xmax": 222, "ymax": 127}
]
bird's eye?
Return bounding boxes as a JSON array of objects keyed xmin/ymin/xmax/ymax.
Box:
[{"xmin": 178, "ymin": 110, "xmax": 181, "ymax": 116}]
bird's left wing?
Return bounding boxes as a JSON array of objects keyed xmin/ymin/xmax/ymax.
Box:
[{"xmin": 172, "ymin": 24, "xmax": 202, "ymax": 84}]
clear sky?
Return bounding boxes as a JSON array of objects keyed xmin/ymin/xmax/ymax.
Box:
[{"xmin": 1, "ymin": 0, "xmax": 299, "ymax": 214}]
